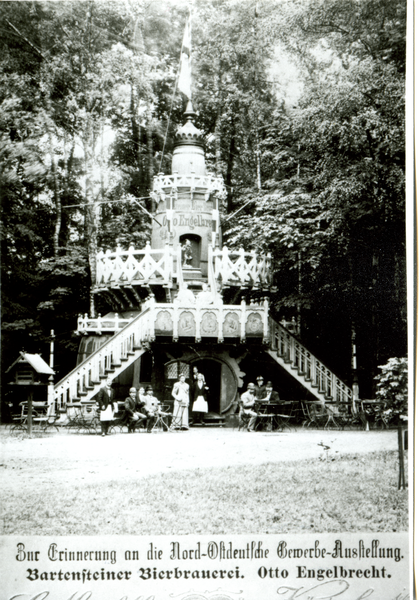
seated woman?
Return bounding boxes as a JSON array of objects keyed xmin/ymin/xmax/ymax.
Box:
[
  {"xmin": 124, "ymin": 387, "xmax": 146, "ymax": 433},
  {"xmin": 137, "ymin": 386, "xmax": 147, "ymax": 410}
]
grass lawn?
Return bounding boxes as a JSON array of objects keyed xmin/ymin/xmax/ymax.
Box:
[{"xmin": 1, "ymin": 450, "xmax": 408, "ymax": 535}]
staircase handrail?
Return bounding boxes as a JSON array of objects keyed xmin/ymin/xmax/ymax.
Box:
[
  {"xmin": 269, "ymin": 316, "xmax": 352, "ymax": 403},
  {"xmin": 54, "ymin": 305, "xmax": 153, "ymax": 407}
]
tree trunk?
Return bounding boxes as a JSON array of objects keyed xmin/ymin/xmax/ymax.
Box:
[
  {"xmin": 48, "ymin": 131, "xmax": 61, "ymax": 256},
  {"xmin": 83, "ymin": 133, "xmax": 98, "ymax": 318},
  {"xmin": 146, "ymin": 113, "xmax": 155, "ymax": 210},
  {"xmin": 225, "ymin": 129, "xmax": 236, "ymax": 213}
]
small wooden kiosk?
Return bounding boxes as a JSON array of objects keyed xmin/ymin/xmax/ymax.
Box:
[{"xmin": 6, "ymin": 352, "xmax": 55, "ymax": 435}]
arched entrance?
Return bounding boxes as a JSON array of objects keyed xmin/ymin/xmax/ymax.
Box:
[{"xmin": 163, "ymin": 356, "xmax": 237, "ymax": 415}]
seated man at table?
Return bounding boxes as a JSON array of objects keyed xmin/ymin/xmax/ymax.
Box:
[
  {"xmin": 240, "ymin": 383, "xmax": 258, "ymax": 432},
  {"xmin": 262, "ymin": 381, "xmax": 282, "ymax": 404},
  {"xmin": 143, "ymin": 386, "xmax": 165, "ymax": 433},
  {"xmin": 124, "ymin": 387, "xmax": 146, "ymax": 433}
]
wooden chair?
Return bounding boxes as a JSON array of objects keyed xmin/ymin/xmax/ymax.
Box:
[
  {"xmin": 169, "ymin": 403, "xmax": 187, "ymax": 431},
  {"xmin": 301, "ymin": 401, "xmax": 329, "ymax": 428},
  {"xmin": 238, "ymin": 409, "xmax": 252, "ymax": 431}
]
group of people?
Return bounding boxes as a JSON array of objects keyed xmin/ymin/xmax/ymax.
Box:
[
  {"xmin": 170, "ymin": 367, "xmax": 209, "ymax": 430},
  {"xmin": 96, "ymin": 367, "xmax": 210, "ymax": 435},
  {"xmin": 96, "ymin": 372, "xmax": 281, "ymax": 436},
  {"xmin": 239, "ymin": 376, "xmax": 281, "ymax": 432},
  {"xmin": 96, "ymin": 375, "xmax": 168, "ymax": 435}
]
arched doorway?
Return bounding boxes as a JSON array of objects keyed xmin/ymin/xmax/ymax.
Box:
[{"xmin": 163, "ymin": 357, "xmax": 237, "ymax": 416}]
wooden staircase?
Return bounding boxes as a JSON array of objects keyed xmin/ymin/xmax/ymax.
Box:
[
  {"xmin": 54, "ymin": 304, "xmax": 352, "ymax": 409},
  {"xmin": 267, "ymin": 317, "xmax": 352, "ymax": 403},
  {"xmin": 54, "ymin": 306, "xmax": 154, "ymax": 408}
]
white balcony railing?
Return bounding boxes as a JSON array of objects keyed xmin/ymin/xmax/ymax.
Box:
[
  {"xmin": 210, "ymin": 246, "xmax": 272, "ymax": 288},
  {"xmin": 96, "ymin": 242, "xmax": 173, "ymax": 287},
  {"xmin": 95, "ymin": 243, "xmax": 272, "ymax": 290},
  {"xmin": 151, "ymin": 173, "xmax": 227, "ymax": 201},
  {"xmin": 77, "ymin": 313, "xmax": 133, "ymax": 334}
]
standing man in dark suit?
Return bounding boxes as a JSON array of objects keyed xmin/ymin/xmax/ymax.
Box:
[{"xmin": 96, "ymin": 374, "xmax": 115, "ymax": 436}]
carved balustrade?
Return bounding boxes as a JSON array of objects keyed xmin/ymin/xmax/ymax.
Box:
[
  {"xmin": 55, "ymin": 307, "xmax": 154, "ymax": 409},
  {"xmin": 76, "ymin": 297, "xmax": 270, "ymax": 342},
  {"xmin": 96, "ymin": 242, "xmax": 173, "ymax": 287},
  {"xmin": 211, "ymin": 246, "xmax": 272, "ymax": 289},
  {"xmin": 150, "ymin": 296, "xmax": 270, "ymax": 343},
  {"xmin": 269, "ymin": 318, "xmax": 352, "ymax": 403},
  {"xmin": 95, "ymin": 242, "xmax": 271, "ymax": 291},
  {"xmin": 77, "ymin": 313, "xmax": 132, "ymax": 334},
  {"xmin": 151, "ymin": 173, "xmax": 227, "ymax": 201}
]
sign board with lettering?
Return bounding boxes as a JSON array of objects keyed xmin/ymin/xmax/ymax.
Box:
[{"xmin": 0, "ymin": 533, "xmax": 410, "ymax": 599}]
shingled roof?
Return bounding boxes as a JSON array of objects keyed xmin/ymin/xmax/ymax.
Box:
[{"xmin": 6, "ymin": 352, "xmax": 54, "ymax": 375}]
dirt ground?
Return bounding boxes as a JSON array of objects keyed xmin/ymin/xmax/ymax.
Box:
[{"xmin": 0, "ymin": 426, "xmax": 398, "ymax": 493}]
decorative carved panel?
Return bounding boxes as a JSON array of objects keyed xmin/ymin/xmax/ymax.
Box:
[
  {"xmin": 178, "ymin": 311, "xmax": 196, "ymax": 336},
  {"xmin": 223, "ymin": 312, "xmax": 240, "ymax": 337},
  {"xmin": 245, "ymin": 312, "xmax": 263, "ymax": 335},
  {"xmin": 155, "ymin": 310, "xmax": 173, "ymax": 334},
  {"xmin": 201, "ymin": 311, "xmax": 218, "ymax": 336}
]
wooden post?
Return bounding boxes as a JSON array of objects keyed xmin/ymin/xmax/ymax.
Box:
[
  {"xmin": 398, "ymin": 421, "xmax": 407, "ymax": 490},
  {"xmin": 48, "ymin": 330, "xmax": 55, "ymax": 415},
  {"xmin": 27, "ymin": 387, "xmax": 33, "ymax": 437}
]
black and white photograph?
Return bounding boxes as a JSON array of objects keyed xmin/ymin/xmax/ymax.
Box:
[{"xmin": 0, "ymin": 0, "xmax": 412, "ymax": 598}]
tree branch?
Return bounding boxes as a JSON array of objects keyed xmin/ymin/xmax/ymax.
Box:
[{"xmin": 5, "ymin": 19, "xmax": 45, "ymax": 59}]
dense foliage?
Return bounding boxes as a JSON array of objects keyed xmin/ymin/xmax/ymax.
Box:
[
  {"xmin": 375, "ymin": 357, "xmax": 408, "ymax": 424},
  {"xmin": 0, "ymin": 0, "xmax": 406, "ymax": 398}
]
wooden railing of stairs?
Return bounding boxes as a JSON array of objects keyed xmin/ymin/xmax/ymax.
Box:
[
  {"xmin": 54, "ymin": 307, "xmax": 153, "ymax": 409},
  {"xmin": 267, "ymin": 317, "xmax": 352, "ymax": 403}
]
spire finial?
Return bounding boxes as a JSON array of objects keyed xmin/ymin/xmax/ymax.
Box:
[{"xmin": 184, "ymin": 99, "xmax": 196, "ymax": 122}]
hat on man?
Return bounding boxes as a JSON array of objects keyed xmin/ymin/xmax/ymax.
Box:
[
  {"xmin": 256, "ymin": 376, "xmax": 264, "ymax": 381},
  {"xmin": 247, "ymin": 382, "xmax": 255, "ymax": 389},
  {"xmin": 266, "ymin": 381, "xmax": 273, "ymax": 388},
  {"xmin": 146, "ymin": 386, "xmax": 153, "ymax": 392},
  {"xmin": 129, "ymin": 387, "xmax": 137, "ymax": 393}
]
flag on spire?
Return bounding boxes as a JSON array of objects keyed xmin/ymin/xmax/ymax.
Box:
[{"xmin": 178, "ymin": 14, "xmax": 192, "ymax": 99}]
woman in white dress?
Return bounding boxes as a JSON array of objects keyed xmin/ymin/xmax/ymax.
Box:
[
  {"xmin": 192, "ymin": 372, "xmax": 209, "ymax": 426},
  {"xmin": 171, "ymin": 374, "xmax": 190, "ymax": 430}
]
